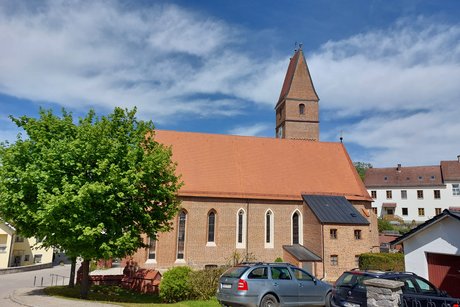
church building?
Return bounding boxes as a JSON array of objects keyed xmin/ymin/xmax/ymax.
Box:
[{"xmin": 128, "ymin": 47, "xmax": 379, "ymax": 281}]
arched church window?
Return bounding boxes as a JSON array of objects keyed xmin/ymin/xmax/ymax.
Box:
[
  {"xmin": 176, "ymin": 210, "xmax": 187, "ymax": 259},
  {"xmin": 299, "ymin": 103, "xmax": 305, "ymax": 115},
  {"xmin": 207, "ymin": 210, "xmax": 216, "ymax": 243},
  {"xmin": 292, "ymin": 212, "xmax": 299, "ymax": 244},
  {"xmin": 236, "ymin": 209, "xmax": 246, "ymax": 248}
]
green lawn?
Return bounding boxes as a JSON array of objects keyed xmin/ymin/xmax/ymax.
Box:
[{"xmin": 44, "ymin": 285, "xmax": 220, "ymax": 307}]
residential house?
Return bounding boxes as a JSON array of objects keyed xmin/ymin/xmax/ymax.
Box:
[
  {"xmin": 391, "ymin": 209, "xmax": 460, "ymax": 297},
  {"xmin": 0, "ymin": 220, "xmax": 53, "ymax": 269},
  {"xmin": 127, "ymin": 47, "xmax": 379, "ymax": 281},
  {"xmin": 365, "ymin": 157, "xmax": 460, "ymax": 223}
]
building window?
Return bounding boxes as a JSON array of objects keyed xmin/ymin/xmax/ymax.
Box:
[
  {"xmin": 33, "ymin": 254, "xmax": 42, "ymax": 264},
  {"xmin": 0, "ymin": 245, "xmax": 7, "ymax": 253},
  {"xmin": 452, "ymin": 184, "xmax": 460, "ymax": 196},
  {"xmin": 330, "ymin": 229, "xmax": 337, "ymax": 239},
  {"xmin": 386, "ymin": 190, "xmax": 392, "ymax": 199},
  {"xmin": 265, "ymin": 210, "xmax": 274, "ymax": 248},
  {"xmin": 355, "ymin": 255, "xmax": 360, "ymax": 268},
  {"xmin": 291, "ymin": 210, "xmax": 303, "ymax": 245},
  {"xmin": 276, "ymin": 125, "xmax": 284, "ymax": 139},
  {"xmin": 148, "ymin": 237, "xmax": 156, "ymax": 260},
  {"xmin": 386, "ymin": 208, "xmax": 394, "ymax": 215},
  {"xmin": 15, "ymin": 236, "xmax": 24, "ymax": 243},
  {"xmin": 402, "ymin": 208, "xmax": 408, "ymax": 216},
  {"xmin": 236, "ymin": 209, "xmax": 247, "ymax": 248},
  {"xmin": 330, "ymin": 255, "xmax": 338, "ymax": 266},
  {"xmin": 417, "ymin": 190, "xmax": 424, "ymax": 199},
  {"xmin": 401, "ymin": 190, "xmax": 407, "ymax": 199},
  {"xmin": 354, "ymin": 230, "xmax": 362, "ymax": 240},
  {"xmin": 292, "ymin": 212, "xmax": 299, "ymax": 244},
  {"xmin": 418, "ymin": 208, "xmax": 425, "ymax": 216},
  {"xmin": 176, "ymin": 210, "xmax": 187, "ymax": 260},
  {"xmin": 299, "ymin": 103, "xmax": 305, "ymax": 115},
  {"xmin": 435, "ymin": 208, "xmax": 442, "ymax": 215},
  {"xmin": 24, "ymin": 254, "xmax": 30, "ymax": 262},
  {"xmin": 434, "ymin": 190, "xmax": 441, "ymax": 199},
  {"xmin": 371, "ymin": 191, "xmax": 377, "ymax": 198},
  {"xmin": 372, "ymin": 207, "xmax": 377, "ymax": 214},
  {"xmin": 207, "ymin": 210, "xmax": 216, "ymax": 243}
]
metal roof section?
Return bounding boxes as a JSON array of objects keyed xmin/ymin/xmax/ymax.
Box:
[
  {"xmin": 283, "ymin": 244, "xmax": 322, "ymax": 262},
  {"xmin": 302, "ymin": 194, "xmax": 370, "ymax": 225},
  {"xmin": 391, "ymin": 209, "xmax": 460, "ymax": 246}
]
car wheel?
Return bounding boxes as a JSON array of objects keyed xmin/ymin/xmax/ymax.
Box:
[
  {"xmin": 325, "ymin": 292, "xmax": 332, "ymax": 307},
  {"xmin": 260, "ymin": 294, "xmax": 279, "ymax": 307}
]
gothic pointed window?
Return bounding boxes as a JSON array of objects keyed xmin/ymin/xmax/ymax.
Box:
[
  {"xmin": 291, "ymin": 210, "xmax": 303, "ymax": 245},
  {"xmin": 207, "ymin": 210, "xmax": 216, "ymax": 244},
  {"xmin": 176, "ymin": 210, "xmax": 187, "ymax": 260},
  {"xmin": 265, "ymin": 210, "xmax": 274, "ymax": 248},
  {"xmin": 292, "ymin": 212, "xmax": 299, "ymax": 244},
  {"xmin": 236, "ymin": 209, "xmax": 246, "ymax": 248},
  {"xmin": 147, "ymin": 236, "xmax": 156, "ymax": 261}
]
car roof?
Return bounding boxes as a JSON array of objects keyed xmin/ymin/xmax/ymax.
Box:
[{"xmin": 343, "ymin": 270, "xmax": 419, "ymax": 278}]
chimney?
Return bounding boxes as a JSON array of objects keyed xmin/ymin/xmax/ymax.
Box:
[{"xmin": 396, "ymin": 164, "xmax": 401, "ymax": 171}]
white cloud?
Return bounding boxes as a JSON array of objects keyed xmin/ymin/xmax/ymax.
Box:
[
  {"xmin": 0, "ymin": 0, "xmax": 283, "ymax": 123},
  {"xmin": 228, "ymin": 123, "xmax": 272, "ymax": 137},
  {"xmin": 310, "ymin": 19, "xmax": 460, "ymax": 116},
  {"xmin": 310, "ymin": 18, "xmax": 460, "ymax": 166}
]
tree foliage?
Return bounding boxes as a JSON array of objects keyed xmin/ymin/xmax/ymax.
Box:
[
  {"xmin": 353, "ymin": 161, "xmax": 373, "ymax": 181},
  {"xmin": 0, "ymin": 107, "xmax": 182, "ymax": 297}
]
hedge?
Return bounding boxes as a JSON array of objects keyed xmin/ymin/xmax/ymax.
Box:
[{"xmin": 359, "ymin": 253, "xmax": 405, "ymax": 271}]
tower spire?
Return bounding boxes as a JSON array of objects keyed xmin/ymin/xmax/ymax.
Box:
[{"xmin": 275, "ymin": 48, "xmax": 319, "ymax": 141}]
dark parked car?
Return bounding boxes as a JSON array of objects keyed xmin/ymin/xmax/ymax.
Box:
[
  {"xmin": 217, "ymin": 262, "xmax": 332, "ymax": 307},
  {"xmin": 331, "ymin": 270, "xmax": 459, "ymax": 307}
]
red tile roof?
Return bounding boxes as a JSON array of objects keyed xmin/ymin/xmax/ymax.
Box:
[
  {"xmin": 364, "ymin": 165, "xmax": 443, "ymax": 188},
  {"xmin": 441, "ymin": 160, "xmax": 460, "ymax": 181},
  {"xmin": 277, "ymin": 48, "xmax": 319, "ymax": 108},
  {"xmin": 154, "ymin": 130, "xmax": 371, "ymax": 201}
]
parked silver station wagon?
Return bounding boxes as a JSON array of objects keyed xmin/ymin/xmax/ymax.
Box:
[{"xmin": 217, "ymin": 262, "xmax": 332, "ymax": 307}]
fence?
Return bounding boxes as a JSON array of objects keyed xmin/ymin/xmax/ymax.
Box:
[
  {"xmin": 401, "ymin": 293, "xmax": 460, "ymax": 307},
  {"xmin": 33, "ymin": 273, "xmax": 70, "ymax": 287}
]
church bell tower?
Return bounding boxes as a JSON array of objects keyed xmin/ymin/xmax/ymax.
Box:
[{"xmin": 275, "ymin": 46, "xmax": 319, "ymax": 141}]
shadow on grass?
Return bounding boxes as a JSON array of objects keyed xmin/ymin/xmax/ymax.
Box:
[{"xmin": 44, "ymin": 285, "xmax": 220, "ymax": 307}]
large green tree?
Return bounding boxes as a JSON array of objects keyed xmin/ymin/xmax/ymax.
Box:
[
  {"xmin": 353, "ymin": 161, "xmax": 373, "ymax": 181},
  {"xmin": 0, "ymin": 107, "xmax": 182, "ymax": 298}
]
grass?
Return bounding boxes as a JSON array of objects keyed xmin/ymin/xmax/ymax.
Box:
[{"xmin": 44, "ymin": 285, "xmax": 220, "ymax": 307}]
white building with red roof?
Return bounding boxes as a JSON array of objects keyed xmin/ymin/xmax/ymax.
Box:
[{"xmin": 365, "ymin": 157, "xmax": 460, "ymax": 222}]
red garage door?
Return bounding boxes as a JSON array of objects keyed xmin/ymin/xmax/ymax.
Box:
[{"xmin": 427, "ymin": 253, "xmax": 460, "ymax": 298}]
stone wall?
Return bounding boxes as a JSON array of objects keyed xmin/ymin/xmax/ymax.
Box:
[{"xmin": 363, "ymin": 278, "xmax": 404, "ymax": 307}]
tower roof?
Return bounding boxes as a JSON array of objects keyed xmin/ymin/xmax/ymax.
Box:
[{"xmin": 276, "ymin": 48, "xmax": 319, "ymax": 108}]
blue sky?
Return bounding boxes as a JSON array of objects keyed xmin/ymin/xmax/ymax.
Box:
[{"xmin": 0, "ymin": 0, "xmax": 459, "ymax": 167}]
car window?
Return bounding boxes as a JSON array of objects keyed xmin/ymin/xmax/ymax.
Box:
[
  {"xmin": 413, "ymin": 277, "xmax": 437, "ymax": 294},
  {"xmin": 271, "ymin": 266, "xmax": 292, "ymax": 280},
  {"xmin": 399, "ymin": 278, "xmax": 417, "ymax": 293},
  {"xmin": 291, "ymin": 267, "xmax": 313, "ymax": 281},
  {"xmin": 336, "ymin": 273, "xmax": 356, "ymax": 286},
  {"xmin": 221, "ymin": 266, "xmax": 249, "ymax": 278},
  {"xmin": 248, "ymin": 267, "xmax": 268, "ymax": 279}
]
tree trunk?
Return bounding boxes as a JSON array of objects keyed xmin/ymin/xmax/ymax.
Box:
[
  {"xmin": 80, "ymin": 259, "xmax": 90, "ymax": 299},
  {"xmin": 68, "ymin": 257, "xmax": 76, "ymax": 287}
]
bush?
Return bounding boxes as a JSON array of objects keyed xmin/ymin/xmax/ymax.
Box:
[
  {"xmin": 274, "ymin": 257, "xmax": 283, "ymax": 262},
  {"xmin": 159, "ymin": 266, "xmax": 193, "ymax": 303},
  {"xmin": 359, "ymin": 253, "xmax": 404, "ymax": 271},
  {"xmin": 189, "ymin": 266, "xmax": 228, "ymax": 300}
]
